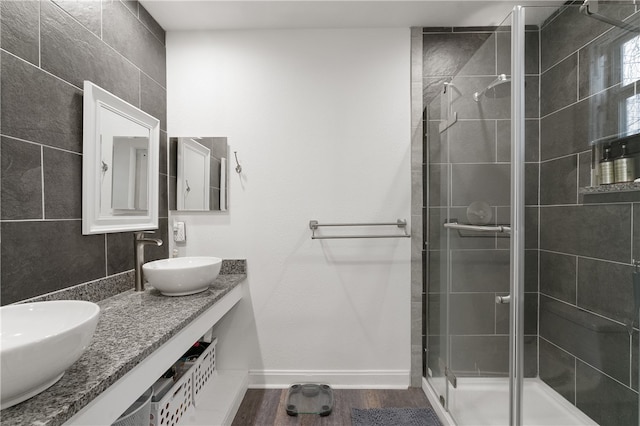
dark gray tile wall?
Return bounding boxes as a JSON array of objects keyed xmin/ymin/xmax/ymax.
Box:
[
  {"xmin": 538, "ymin": 5, "xmax": 640, "ymax": 422},
  {"xmin": 0, "ymin": 0, "xmax": 39, "ymax": 66},
  {"xmin": 540, "ymin": 3, "xmax": 636, "ymax": 73},
  {"xmin": 40, "ymin": 0, "xmax": 140, "ymax": 106},
  {"xmin": 540, "ymin": 53, "xmax": 578, "ymax": 117},
  {"xmin": 540, "ymin": 204, "xmax": 632, "ymax": 262},
  {"xmin": 0, "ymin": 0, "xmax": 168, "ymax": 305},
  {"xmin": 633, "ymin": 331, "xmax": 638, "ymax": 392},
  {"xmin": 576, "ymin": 360, "xmax": 639, "ymax": 426},
  {"xmin": 577, "ymin": 258, "xmax": 636, "ymax": 324},
  {"xmin": 411, "ymin": 27, "xmax": 424, "ymax": 386},
  {"xmin": 540, "ymin": 156, "xmax": 578, "ymax": 205},
  {"xmin": 1, "ymin": 137, "xmax": 43, "ymax": 220},
  {"xmin": 449, "ymin": 335, "xmax": 509, "ymax": 375},
  {"xmin": 635, "ymin": 203, "xmax": 640, "ymax": 261},
  {"xmin": 539, "ymin": 251, "xmax": 577, "ymax": 304},
  {"xmin": 52, "ymin": 0, "xmax": 101, "ymax": 36},
  {"xmin": 422, "ymin": 32, "xmax": 492, "ymax": 104},
  {"xmin": 539, "ymin": 338, "xmax": 576, "ymax": 404},
  {"xmin": 42, "ymin": 147, "xmax": 82, "ymax": 219},
  {"xmin": 102, "ymin": 0, "xmax": 166, "ymax": 86},
  {"xmin": 1, "ymin": 51, "xmax": 84, "ymax": 152},
  {"xmin": 540, "ymin": 296, "xmax": 630, "ymax": 385}
]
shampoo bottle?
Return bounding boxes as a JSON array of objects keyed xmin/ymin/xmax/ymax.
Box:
[
  {"xmin": 599, "ymin": 146, "xmax": 614, "ymax": 185},
  {"xmin": 614, "ymin": 142, "xmax": 635, "ymax": 183}
]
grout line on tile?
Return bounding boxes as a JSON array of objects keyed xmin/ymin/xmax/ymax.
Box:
[
  {"xmin": 575, "ymin": 152, "xmax": 580, "ymax": 205},
  {"xmin": 539, "ymin": 80, "xmax": 621, "ymax": 121},
  {"xmin": 542, "ymin": 291, "xmax": 632, "ymax": 329},
  {"xmin": 630, "ymin": 334, "xmax": 634, "ymax": 389},
  {"xmin": 104, "ymin": 234, "xmax": 108, "ymax": 276},
  {"xmin": 631, "ymin": 203, "xmax": 635, "ymax": 263},
  {"xmin": 575, "ymin": 255, "xmax": 579, "ymax": 305},
  {"xmin": 0, "ymin": 218, "xmax": 82, "ymax": 223},
  {"xmin": 2, "ymin": 49, "xmax": 83, "ymax": 92},
  {"xmin": 540, "ymin": 248, "xmax": 633, "ymax": 268},
  {"xmin": 540, "ymin": 10, "xmax": 617, "ymax": 74},
  {"xmin": 539, "ymin": 151, "xmax": 587, "ymax": 164},
  {"xmin": 576, "ymin": 48, "xmax": 580, "ymax": 103},
  {"xmin": 574, "ymin": 356, "xmax": 577, "ymax": 405},
  {"xmin": 494, "ymin": 120, "xmax": 498, "ymax": 163},
  {"xmin": 0, "ymin": 134, "xmax": 82, "ymax": 156},
  {"xmin": 38, "ymin": 0, "xmax": 41, "ymax": 69},
  {"xmin": 41, "ymin": 145, "xmax": 45, "ymax": 220}
]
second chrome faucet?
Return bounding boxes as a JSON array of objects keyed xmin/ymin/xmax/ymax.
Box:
[{"xmin": 134, "ymin": 231, "xmax": 163, "ymax": 291}]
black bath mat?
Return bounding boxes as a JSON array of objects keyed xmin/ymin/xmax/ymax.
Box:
[{"xmin": 351, "ymin": 407, "xmax": 442, "ymax": 426}]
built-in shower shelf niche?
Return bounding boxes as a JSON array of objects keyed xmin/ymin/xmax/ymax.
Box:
[
  {"xmin": 579, "ymin": 182, "xmax": 640, "ymax": 204},
  {"xmin": 588, "ymin": 133, "xmax": 640, "ymax": 197},
  {"xmin": 580, "ymin": 182, "xmax": 640, "ymax": 194}
]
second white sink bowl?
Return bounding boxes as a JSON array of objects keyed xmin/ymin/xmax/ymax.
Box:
[
  {"xmin": 0, "ymin": 300, "xmax": 100, "ymax": 409},
  {"xmin": 143, "ymin": 256, "xmax": 222, "ymax": 296}
]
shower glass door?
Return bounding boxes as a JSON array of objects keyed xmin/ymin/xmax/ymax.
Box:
[
  {"xmin": 425, "ymin": 10, "xmax": 521, "ymax": 425},
  {"xmin": 426, "ymin": 3, "xmax": 640, "ymax": 425}
]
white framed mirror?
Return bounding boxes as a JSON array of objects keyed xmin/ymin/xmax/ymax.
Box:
[
  {"xmin": 82, "ymin": 81, "xmax": 160, "ymax": 234},
  {"xmin": 170, "ymin": 137, "xmax": 228, "ymax": 212}
]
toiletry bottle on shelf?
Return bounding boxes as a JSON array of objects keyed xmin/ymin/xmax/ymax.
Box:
[
  {"xmin": 599, "ymin": 145, "xmax": 614, "ymax": 185},
  {"xmin": 614, "ymin": 142, "xmax": 635, "ymax": 183}
]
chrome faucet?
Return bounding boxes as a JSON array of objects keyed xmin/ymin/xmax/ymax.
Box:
[{"xmin": 134, "ymin": 231, "xmax": 163, "ymax": 291}]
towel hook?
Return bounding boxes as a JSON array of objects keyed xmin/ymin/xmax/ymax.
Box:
[{"xmin": 233, "ymin": 151, "xmax": 242, "ymax": 174}]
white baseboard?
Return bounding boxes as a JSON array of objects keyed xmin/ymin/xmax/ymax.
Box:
[{"xmin": 248, "ymin": 370, "xmax": 411, "ymax": 389}]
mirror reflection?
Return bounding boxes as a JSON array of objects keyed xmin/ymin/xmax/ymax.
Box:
[
  {"xmin": 170, "ymin": 137, "xmax": 228, "ymax": 211},
  {"xmin": 98, "ymin": 106, "xmax": 151, "ymax": 216},
  {"xmin": 111, "ymin": 136, "xmax": 149, "ymax": 211}
]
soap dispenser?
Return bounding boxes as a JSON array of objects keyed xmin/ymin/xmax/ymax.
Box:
[
  {"xmin": 614, "ymin": 142, "xmax": 635, "ymax": 183},
  {"xmin": 599, "ymin": 145, "xmax": 614, "ymax": 185}
]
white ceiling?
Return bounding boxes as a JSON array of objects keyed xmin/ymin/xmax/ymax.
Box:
[{"xmin": 140, "ymin": 0, "xmax": 564, "ymax": 31}]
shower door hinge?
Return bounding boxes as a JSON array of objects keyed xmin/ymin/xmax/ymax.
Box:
[{"xmin": 445, "ymin": 367, "xmax": 458, "ymax": 389}]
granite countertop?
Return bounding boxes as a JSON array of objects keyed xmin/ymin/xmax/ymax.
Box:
[{"xmin": 1, "ymin": 269, "xmax": 247, "ymax": 426}]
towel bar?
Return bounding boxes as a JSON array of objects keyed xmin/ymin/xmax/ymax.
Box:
[
  {"xmin": 443, "ymin": 221, "xmax": 511, "ymax": 234},
  {"xmin": 309, "ymin": 219, "xmax": 410, "ymax": 239}
]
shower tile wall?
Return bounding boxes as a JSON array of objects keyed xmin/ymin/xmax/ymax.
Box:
[
  {"xmin": 423, "ymin": 26, "xmax": 540, "ymax": 379},
  {"xmin": 537, "ymin": 5, "xmax": 639, "ymax": 425},
  {"xmin": 0, "ymin": 0, "xmax": 169, "ymax": 305},
  {"xmin": 411, "ymin": 27, "xmax": 424, "ymax": 388}
]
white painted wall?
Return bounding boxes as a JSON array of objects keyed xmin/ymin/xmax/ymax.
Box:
[{"xmin": 167, "ymin": 29, "xmax": 412, "ymax": 387}]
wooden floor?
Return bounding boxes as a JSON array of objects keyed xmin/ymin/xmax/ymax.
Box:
[{"xmin": 231, "ymin": 388, "xmax": 433, "ymax": 426}]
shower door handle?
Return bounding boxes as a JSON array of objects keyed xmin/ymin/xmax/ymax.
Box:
[{"xmin": 496, "ymin": 295, "xmax": 510, "ymax": 304}]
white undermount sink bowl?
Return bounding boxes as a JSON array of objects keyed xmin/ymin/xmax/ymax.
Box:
[
  {"xmin": 0, "ymin": 300, "xmax": 100, "ymax": 409},
  {"xmin": 143, "ymin": 256, "xmax": 222, "ymax": 296}
]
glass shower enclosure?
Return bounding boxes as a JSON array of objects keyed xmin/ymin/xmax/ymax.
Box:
[{"xmin": 423, "ymin": 3, "xmax": 640, "ymax": 425}]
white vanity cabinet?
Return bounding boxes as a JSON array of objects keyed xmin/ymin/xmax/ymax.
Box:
[{"xmin": 66, "ymin": 283, "xmax": 247, "ymax": 426}]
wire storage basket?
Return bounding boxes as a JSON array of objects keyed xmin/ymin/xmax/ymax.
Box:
[
  {"xmin": 192, "ymin": 338, "xmax": 217, "ymax": 406},
  {"xmin": 150, "ymin": 368, "xmax": 193, "ymax": 426},
  {"xmin": 112, "ymin": 387, "xmax": 153, "ymax": 426}
]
